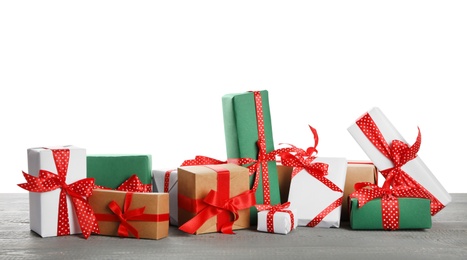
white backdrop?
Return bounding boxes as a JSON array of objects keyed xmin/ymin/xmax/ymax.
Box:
[{"xmin": 1, "ymin": 1, "xmax": 466, "ymax": 193}]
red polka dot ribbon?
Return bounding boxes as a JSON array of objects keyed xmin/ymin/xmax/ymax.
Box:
[
  {"xmin": 306, "ymin": 197, "xmax": 343, "ymax": 227},
  {"xmin": 356, "ymin": 113, "xmax": 444, "ymax": 215},
  {"xmin": 18, "ymin": 148, "xmax": 99, "ymax": 239},
  {"xmin": 95, "ymin": 174, "xmax": 152, "ymax": 192},
  {"xmin": 228, "ymin": 91, "xmax": 279, "ymax": 206},
  {"xmin": 277, "ymin": 125, "xmax": 343, "ymax": 227},
  {"xmin": 163, "ymin": 155, "xmax": 230, "ymax": 192},
  {"xmin": 181, "ymin": 155, "xmax": 228, "ymax": 166},
  {"xmin": 350, "ymin": 182, "xmax": 429, "ymax": 230},
  {"xmin": 163, "ymin": 170, "xmax": 173, "ymax": 193},
  {"xmin": 278, "ymin": 125, "xmax": 342, "ymax": 193},
  {"xmin": 256, "ymin": 202, "xmax": 295, "ymax": 233},
  {"xmin": 94, "ymin": 192, "xmax": 169, "ymax": 239}
]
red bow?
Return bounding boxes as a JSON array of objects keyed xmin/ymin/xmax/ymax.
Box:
[
  {"xmin": 277, "ymin": 125, "xmax": 342, "ymax": 193},
  {"xmin": 350, "ymin": 181, "xmax": 429, "ymax": 230},
  {"xmin": 256, "ymin": 202, "xmax": 295, "ymax": 233},
  {"xmin": 94, "ymin": 192, "xmax": 169, "ymax": 239},
  {"xmin": 95, "ymin": 174, "xmax": 152, "ymax": 192},
  {"xmin": 179, "ymin": 189, "xmax": 256, "ymax": 234},
  {"xmin": 18, "ymin": 170, "xmax": 98, "ymax": 239},
  {"xmin": 355, "ymin": 113, "xmax": 443, "ymax": 215}
]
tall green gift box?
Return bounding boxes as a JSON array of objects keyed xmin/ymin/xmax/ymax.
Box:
[
  {"xmin": 87, "ymin": 154, "xmax": 152, "ymax": 189},
  {"xmin": 349, "ymin": 197, "xmax": 432, "ymax": 230},
  {"xmin": 222, "ymin": 90, "xmax": 281, "ymax": 224}
]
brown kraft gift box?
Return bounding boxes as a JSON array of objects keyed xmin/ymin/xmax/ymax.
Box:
[
  {"xmin": 89, "ymin": 189, "xmax": 169, "ymax": 240},
  {"xmin": 341, "ymin": 162, "xmax": 378, "ymax": 221},
  {"xmin": 178, "ymin": 164, "xmax": 251, "ymax": 235},
  {"xmin": 277, "ymin": 164, "xmax": 293, "ymax": 204}
]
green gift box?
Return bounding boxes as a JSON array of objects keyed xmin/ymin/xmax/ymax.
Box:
[
  {"xmin": 87, "ymin": 154, "xmax": 152, "ymax": 189},
  {"xmin": 222, "ymin": 90, "xmax": 281, "ymax": 224},
  {"xmin": 349, "ymin": 197, "xmax": 432, "ymax": 230}
]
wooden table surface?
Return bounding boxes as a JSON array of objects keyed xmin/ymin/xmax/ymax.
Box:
[{"xmin": 1, "ymin": 193, "xmax": 466, "ymax": 260}]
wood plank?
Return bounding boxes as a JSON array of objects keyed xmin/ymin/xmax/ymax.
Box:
[{"xmin": 1, "ymin": 193, "xmax": 466, "ymax": 259}]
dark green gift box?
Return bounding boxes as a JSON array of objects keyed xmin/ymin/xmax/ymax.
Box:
[
  {"xmin": 222, "ymin": 90, "xmax": 281, "ymax": 224},
  {"xmin": 87, "ymin": 154, "xmax": 152, "ymax": 189},
  {"xmin": 349, "ymin": 197, "xmax": 432, "ymax": 230}
]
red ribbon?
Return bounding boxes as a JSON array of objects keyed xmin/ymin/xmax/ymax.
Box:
[
  {"xmin": 181, "ymin": 156, "xmax": 229, "ymax": 166},
  {"xmin": 18, "ymin": 148, "xmax": 99, "ymax": 239},
  {"xmin": 95, "ymin": 174, "xmax": 152, "ymax": 192},
  {"xmin": 226, "ymin": 91, "xmax": 278, "ymax": 206},
  {"xmin": 162, "ymin": 156, "xmax": 229, "ymax": 192},
  {"xmin": 163, "ymin": 170, "xmax": 173, "ymax": 193},
  {"xmin": 355, "ymin": 112, "xmax": 444, "ymax": 215},
  {"xmin": 350, "ymin": 181, "xmax": 429, "ymax": 230},
  {"xmin": 277, "ymin": 125, "xmax": 343, "ymax": 227},
  {"xmin": 94, "ymin": 192, "xmax": 169, "ymax": 238},
  {"xmin": 256, "ymin": 202, "xmax": 295, "ymax": 233},
  {"xmin": 178, "ymin": 165, "xmax": 256, "ymax": 234}
]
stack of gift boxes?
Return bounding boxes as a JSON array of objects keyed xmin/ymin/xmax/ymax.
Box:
[{"xmin": 18, "ymin": 90, "xmax": 452, "ymax": 239}]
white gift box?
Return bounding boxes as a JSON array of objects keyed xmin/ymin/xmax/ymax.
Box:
[
  {"xmin": 26, "ymin": 145, "xmax": 86, "ymax": 237},
  {"xmin": 257, "ymin": 208, "xmax": 298, "ymax": 235},
  {"xmin": 347, "ymin": 107, "xmax": 451, "ymax": 215},
  {"xmin": 287, "ymin": 157, "xmax": 347, "ymax": 228},
  {"xmin": 152, "ymin": 169, "xmax": 178, "ymax": 226}
]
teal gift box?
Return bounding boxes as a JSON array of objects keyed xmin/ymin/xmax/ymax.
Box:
[
  {"xmin": 349, "ymin": 197, "xmax": 432, "ymax": 230},
  {"xmin": 87, "ymin": 154, "xmax": 152, "ymax": 190},
  {"xmin": 222, "ymin": 90, "xmax": 281, "ymax": 224}
]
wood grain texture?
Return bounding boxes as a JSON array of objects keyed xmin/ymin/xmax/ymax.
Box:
[{"xmin": 1, "ymin": 193, "xmax": 466, "ymax": 260}]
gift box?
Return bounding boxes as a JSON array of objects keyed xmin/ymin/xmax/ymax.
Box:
[
  {"xmin": 87, "ymin": 154, "xmax": 152, "ymax": 191},
  {"xmin": 349, "ymin": 197, "xmax": 432, "ymax": 230},
  {"xmin": 19, "ymin": 145, "xmax": 98, "ymax": 238},
  {"xmin": 287, "ymin": 157, "xmax": 347, "ymax": 228},
  {"xmin": 277, "ymin": 164, "xmax": 293, "ymax": 204},
  {"xmin": 341, "ymin": 162, "xmax": 378, "ymax": 221},
  {"xmin": 222, "ymin": 90, "xmax": 281, "ymax": 224},
  {"xmin": 89, "ymin": 189, "xmax": 169, "ymax": 239},
  {"xmin": 347, "ymin": 107, "xmax": 451, "ymax": 215},
  {"xmin": 152, "ymin": 169, "xmax": 178, "ymax": 226},
  {"xmin": 257, "ymin": 203, "xmax": 298, "ymax": 235},
  {"xmin": 177, "ymin": 164, "xmax": 255, "ymax": 235}
]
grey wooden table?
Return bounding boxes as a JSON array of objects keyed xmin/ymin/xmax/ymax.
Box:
[{"xmin": 1, "ymin": 193, "xmax": 466, "ymax": 260}]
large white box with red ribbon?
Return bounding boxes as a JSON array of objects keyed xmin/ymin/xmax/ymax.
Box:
[
  {"xmin": 24, "ymin": 145, "xmax": 94, "ymax": 238},
  {"xmin": 347, "ymin": 107, "xmax": 451, "ymax": 215},
  {"xmin": 152, "ymin": 169, "xmax": 178, "ymax": 226},
  {"xmin": 287, "ymin": 157, "xmax": 347, "ymax": 228}
]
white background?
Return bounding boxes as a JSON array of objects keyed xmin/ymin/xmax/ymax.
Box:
[{"xmin": 1, "ymin": 1, "xmax": 466, "ymax": 193}]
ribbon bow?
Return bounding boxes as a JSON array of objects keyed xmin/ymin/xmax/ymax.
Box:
[
  {"xmin": 108, "ymin": 193, "xmax": 145, "ymax": 238},
  {"xmin": 350, "ymin": 181, "xmax": 429, "ymax": 230},
  {"xmin": 18, "ymin": 170, "xmax": 98, "ymax": 239},
  {"xmin": 277, "ymin": 125, "xmax": 342, "ymax": 193},
  {"xmin": 94, "ymin": 192, "xmax": 169, "ymax": 239},
  {"xmin": 95, "ymin": 174, "xmax": 152, "ymax": 192},
  {"xmin": 256, "ymin": 202, "xmax": 295, "ymax": 233},
  {"xmin": 355, "ymin": 112, "xmax": 443, "ymax": 215},
  {"xmin": 179, "ymin": 189, "xmax": 256, "ymax": 234},
  {"xmin": 380, "ymin": 128, "xmax": 421, "ymax": 188}
]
